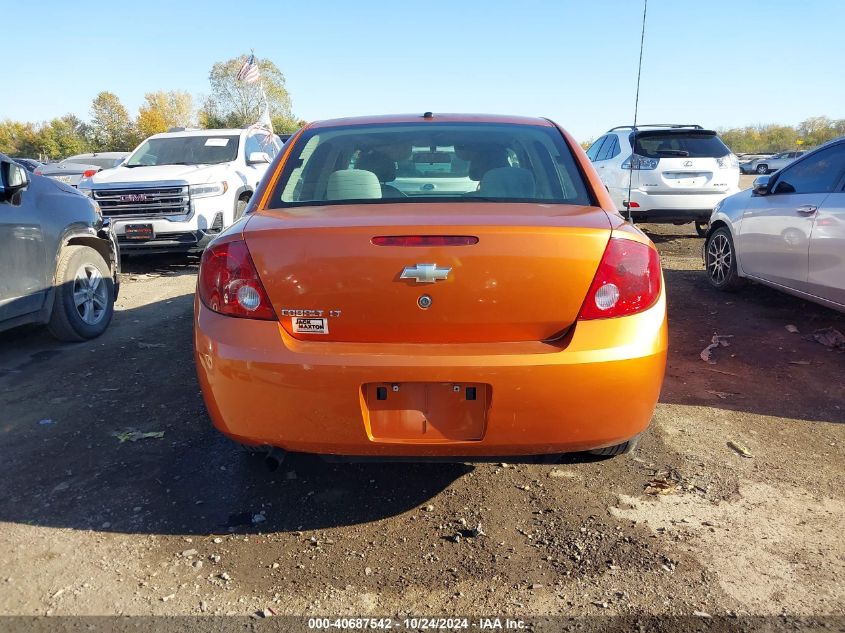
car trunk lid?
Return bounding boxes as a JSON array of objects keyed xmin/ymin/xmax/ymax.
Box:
[
  {"xmin": 632, "ymin": 129, "xmax": 734, "ymax": 194},
  {"xmin": 245, "ymin": 203, "xmax": 612, "ymax": 343}
]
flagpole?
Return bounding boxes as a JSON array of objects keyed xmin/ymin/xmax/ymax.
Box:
[
  {"xmin": 237, "ymin": 50, "xmax": 273, "ymax": 136},
  {"xmin": 255, "ymin": 51, "xmax": 273, "ymax": 135}
]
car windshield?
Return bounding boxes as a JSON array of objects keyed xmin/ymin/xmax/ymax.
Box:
[
  {"xmin": 634, "ymin": 131, "xmax": 730, "ymax": 158},
  {"xmin": 270, "ymin": 122, "xmax": 592, "ymax": 207},
  {"xmin": 124, "ymin": 135, "xmax": 239, "ymax": 167}
]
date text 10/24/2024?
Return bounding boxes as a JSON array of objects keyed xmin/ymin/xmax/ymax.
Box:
[{"xmin": 306, "ymin": 617, "xmax": 528, "ymax": 630}]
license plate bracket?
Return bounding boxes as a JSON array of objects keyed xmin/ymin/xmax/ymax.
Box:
[
  {"xmin": 124, "ymin": 224, "xmax": 154, "ymax": 241},
  {"xmin": 363, "ymin": 382, "xmax": 489, "ymax": 442}
]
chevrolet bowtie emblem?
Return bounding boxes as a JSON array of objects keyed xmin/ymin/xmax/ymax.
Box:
[{"xmin": 400, "ymin": 263, "xmax": 451, "ymax": 283}]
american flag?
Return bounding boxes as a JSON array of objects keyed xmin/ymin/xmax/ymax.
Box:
[{"xmin": 236, "ymin": 54, "xmax": 260, "ymax": 83}]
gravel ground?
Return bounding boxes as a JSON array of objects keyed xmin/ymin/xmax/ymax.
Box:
[{"xmin": 0, "ymin": 210, "xmax": 843, "ymax": 623}]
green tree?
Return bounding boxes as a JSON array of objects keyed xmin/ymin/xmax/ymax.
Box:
[
  {"xmin": 201, "ymin": 56, "xmax": 293, "ymax": 130},
  {"xmin": 89, "ymin": 91, "xmax": 136, "ymax": 151},
  {"xmin": 137, "ymin": 90, "xmax": 194, "ymax": 138},
  {"xmin": 0, "ymin": 120, "xmax": 38, "ymax": 157},
  {"xmin": 32, "ymin": 115, "xmax": 90, "ymax": 159},
  {"xmin": 272, "ymin": 116, "xmax": 307, "ymax": 135}
]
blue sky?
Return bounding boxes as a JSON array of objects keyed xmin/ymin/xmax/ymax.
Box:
[{"xmin": 4, "ymin": 0, "xmax": 844, "ymax": 141}]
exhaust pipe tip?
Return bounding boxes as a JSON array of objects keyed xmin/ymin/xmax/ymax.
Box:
[{"xmin": 264, "ymin": 448, "xmax": 286, "ymax": 472}]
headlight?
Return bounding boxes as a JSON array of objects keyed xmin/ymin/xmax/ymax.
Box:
[
  {"xmin": 78, "ymin": 186, "xmax": 94, "ymax": 198},
  {"xmin": 717, "ymin": 154, "xmax": 739, "ymax": 169},
  {"xmin": 190, "ymin": 181, "xmax": 229, "ymax": 198},
  {"xmin": 621, "ymin": 154, "xmax": 659, "ymax": 170}
]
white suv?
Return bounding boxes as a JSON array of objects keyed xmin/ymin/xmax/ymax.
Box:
[
  {"xmin": 586, "ymin": 124, "xmax": 740, "ymax": 235},
  {"xmin": 78, "ymin": 128, "xmax": 281, "ymax": 254}
]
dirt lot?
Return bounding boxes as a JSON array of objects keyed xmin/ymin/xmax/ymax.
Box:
[{"xmin": 0, "ymin": 209, "xmax": 843, "ymax": 622}]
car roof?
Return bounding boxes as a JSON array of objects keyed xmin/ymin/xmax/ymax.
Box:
[
  {"xmin": 307, "ymin": 113, "xmax": 555, "ymax": 130},
  {"xmin": 66, "ymin": 152, "xmax": 129, "ymax": 159},
  {"xmin": 606, "ymin": 124, "xmax": 704, "ymax": 132}
]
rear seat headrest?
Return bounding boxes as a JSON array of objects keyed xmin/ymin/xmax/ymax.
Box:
[
  {"xmin": 479, "ymin": 167, "xmax": 536, "ymax": 198},
  {"xmin": 326, "ymin": 169, "xmax": 382, "ymax": 200}
]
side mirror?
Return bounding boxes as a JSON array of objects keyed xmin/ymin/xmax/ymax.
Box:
[
  {"xmin": 0, "ymin": 160, "xmax": 30, "ymax": 200},
  {"xmin": 752, "ymin": 175, "xmax": 770, "ymax": 196},
  {"xmin": 247, "ymin": 151, "xmax": 271, "ymax": 165}
]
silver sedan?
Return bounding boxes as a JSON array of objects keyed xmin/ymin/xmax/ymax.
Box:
[
  {"xmin": 704, "ymin": 138, "xmax": 845, "ymax": 312},
  {"xmin": 748, "ymin": 150, "xmax": 805, "ymax": 175}
]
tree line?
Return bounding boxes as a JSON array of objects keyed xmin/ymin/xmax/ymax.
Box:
[
  {"xmin": 718, "ymin": 116, "xmax": 845, "ymax": 154},
  {"xmin": 0, "ymin": 56, "xmax": 305, "ymax": 161},
  {"xmin": 579, "ymin": 116, "xmax": 844, "ymax": 153}
]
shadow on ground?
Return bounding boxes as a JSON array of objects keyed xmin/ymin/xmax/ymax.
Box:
[{"xmin": 1, "ymin": 249, "xmax": 842, "ymax": 540}]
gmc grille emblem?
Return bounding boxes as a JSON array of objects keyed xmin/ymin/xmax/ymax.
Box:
[{"xmin": 119, "ymin": 194, "xmax": 150, "ymax": 203}]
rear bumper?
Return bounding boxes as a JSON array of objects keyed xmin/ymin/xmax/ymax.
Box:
[
  {"xmin": 614, "ymin": 187, "xmax": 738, "ymax": 222},
  {"xmin": 194, "ymin": 291, "xmax": 668, "ymax": 457}
]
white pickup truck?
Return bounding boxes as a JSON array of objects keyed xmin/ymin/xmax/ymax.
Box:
[{"xmin": 78, "ymin": 128, "xmax": 281, "ymax": 254}]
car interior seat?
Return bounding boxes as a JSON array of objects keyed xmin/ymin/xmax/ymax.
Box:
[
  {"xmin": 326, "ymin": 169, "xmax": 383, "ymax": 201},
  {"xmin": 478, "ymin": 167, "xmax": 536, "ymax": 198},
  {"xmin": 468, "ymin": 146, "xmax": 509, "ymax": 182},
  {"xmin": 356, "ymin": 150, "xmax": 404, "ymax": 197}
]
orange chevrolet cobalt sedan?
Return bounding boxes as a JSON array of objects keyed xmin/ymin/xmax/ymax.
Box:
[{"xmin": 194, "ymin": 114, "xmax": 667, "ymax": 461}]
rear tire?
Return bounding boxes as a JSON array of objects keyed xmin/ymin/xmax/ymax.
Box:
[
  {"xmin": 756, "ymin": 164, "xmax": 768, "ymax": 174},
  {"xmin": 695, "ymin": 221, "xmax": 709, "ymax": 237},
  {"xmin": 47, "ymin": 245, "xmax": 115, "ymax": 341},
  {"xmin": 587, "ymin": 435, "xmax": 639, "ymax": 457},
  {"xmin": 705, "ymin": 227, "xmax": 743, "ymax": 291}
]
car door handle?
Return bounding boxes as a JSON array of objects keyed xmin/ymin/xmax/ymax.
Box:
[{"xmin": 796, "ymin": 205, "xmax": 817, "ymax": 215}]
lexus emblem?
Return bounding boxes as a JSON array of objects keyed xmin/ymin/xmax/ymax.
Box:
[
  {"xmin": 400, "ymin": 263, "xmax": 451, "ymax": 283},
  {"xmin": 683, "ymin": 160, "xmax": 693, "ymax": 167}
]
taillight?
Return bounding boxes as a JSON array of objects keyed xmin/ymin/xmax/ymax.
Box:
[
  {"xmin": 82, "ymin": 169, "xmax": 98, "ymax": 178},
  {"xmin": 198, "ymin": 240, "xmax": 276, "ymax": 320},
  {"xmin": 577, "ymin": 238, "xmax": 661, "ymax": 320},
  {"xmin": 34, "ymin": 170, "xmax": 42, "ymax": 175}
]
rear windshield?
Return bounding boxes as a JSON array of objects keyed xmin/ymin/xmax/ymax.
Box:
[
  {"xmin": 125, "ymin": 135, "xmax": 240, "ymax": 167},
  {"xmin": 70, "ymin": 157, "xmax": 122, "ymax": 169},
  {"xmin": 269, "ymin": 122, "xmax": 592, "ymax": 207},
  {"xmin": 633, "ymin": 132, "xmax": 730, "ymax": 158}
]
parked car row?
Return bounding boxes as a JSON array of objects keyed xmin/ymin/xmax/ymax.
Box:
[
  {"xmin": 2, "ymin": 113, "xmax": 843, "ymax": 468},
  {"xmin": 36, "ymin": 152, "xmax": 129, "ymax": 188},
  {"xmin": 743, "ymin": 150, "xmax": 805, "ymax": 175},
  {"xmin": 0, "ymin": 126, "xmax": 284, "ymax": 342},
  {"xmin": 77, "ymin": 128, "xmax": 282, "ymax": 254}
]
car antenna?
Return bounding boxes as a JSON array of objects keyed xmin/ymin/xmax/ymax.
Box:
[{"xmin": 625, "ymin": 0, "xmax": 648, "ymax": 223}]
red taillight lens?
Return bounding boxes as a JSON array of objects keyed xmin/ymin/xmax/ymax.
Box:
[
  {"xmin": 577, "ymin": 238, "xmax": 661, "ymax": 320},
  {"xmin": 82, "ymin": 169, "xmax": 98, "ymax": 178},
  {"xmin": 371, "ymin": 235, "xmax": 479, "ymax": 247},
  {"xmin": 198, "ymin": 240, "xmax": 276, "ymax": 320},
  {"xmin": 34, "ymin": 170, "xmax": 42, "ymax": 175}
]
